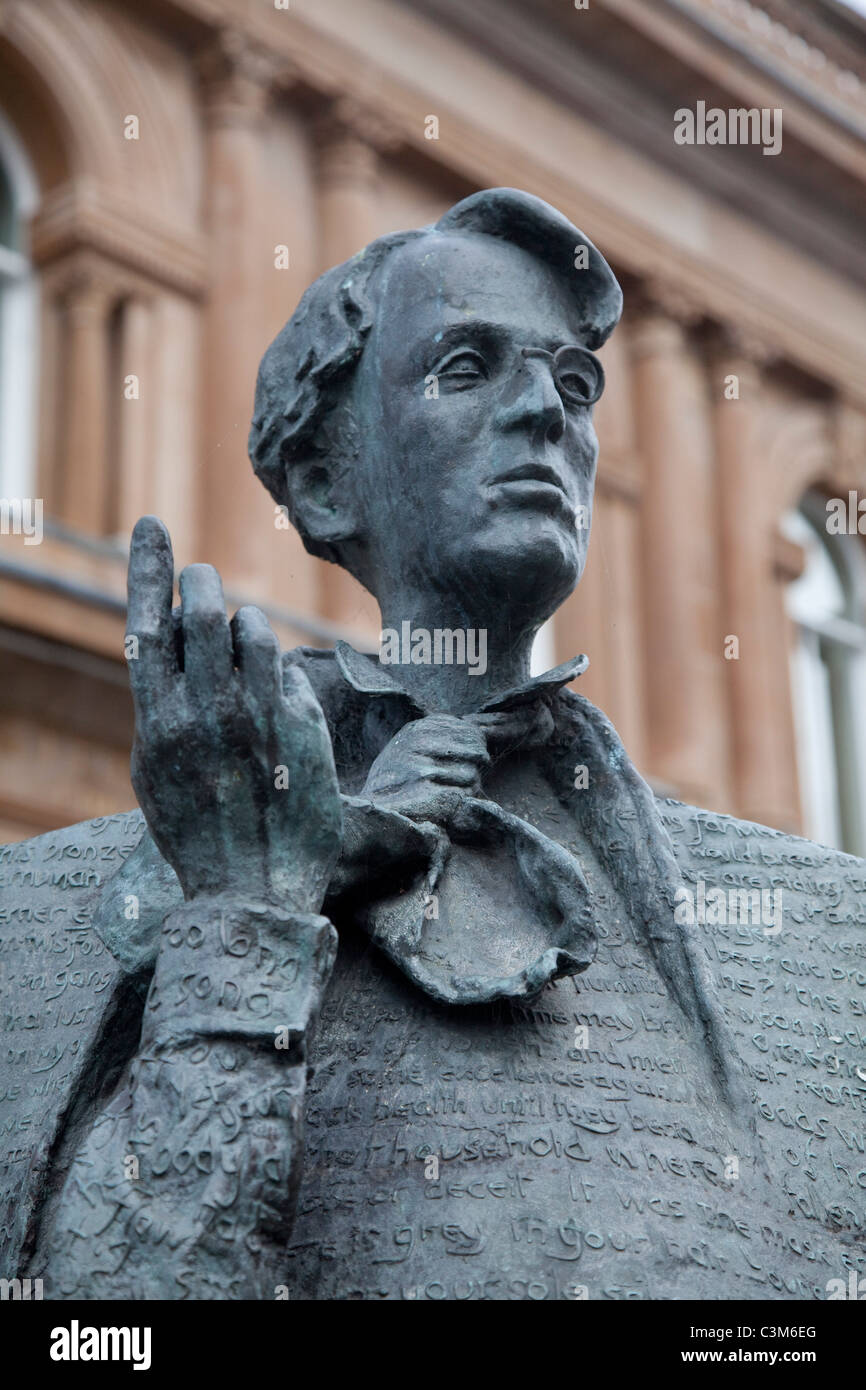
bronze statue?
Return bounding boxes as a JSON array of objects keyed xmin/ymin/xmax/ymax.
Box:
[{"xmin": 3, "ymin": 190, "xmax": 865, "ymax": 1300}]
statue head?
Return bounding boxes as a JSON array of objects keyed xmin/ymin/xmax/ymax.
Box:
[{"xmin": 250, "ymin": 188, "xmax": 621, "ymax": 635}]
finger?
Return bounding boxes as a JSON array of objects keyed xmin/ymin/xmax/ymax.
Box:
[
  {"xmin": 402, "ymin": 789, "xmax": 464, "ymax": 824},
  {"xmin": 280, "ymin": 661, "xmax": 334, "ymax": 744},
  {"xmin": 281, "ymin": 662, "xmax": 340, "ymax": 794},
  {"xmin": 469, "ymin": 710, "xmax": 538, "ymax": 739},
  {"xmin": 423, "ymin": 762, "xmax": 482, "ymax": 787},
  {"xmin": 178, "ymin": 564, "xmax": 233, "ymax": 691},
  {"xmin": 470, "ymin": 707, "xmax": 553, "ymax": 750},
  {"xmin": 231, "ymin": 606, "xmax": 281, "ymax": 697},
  {"xmin": 405, "ymin": 721, "xmax": 490, "ymax": 759},
  {"xmin": 126, "ymin": 516, "xmax": 176, "ymax": 693},
  {"xmin": 418, "ymin": 714, "xmax": 481, "ymax": 740},
  {"xmin": 416, "ymin": 745, "xmax": 489, "ymax": 767},
  {"xmin": 468, "ymin": 712, "xmax": 535, "ymax": 731}
]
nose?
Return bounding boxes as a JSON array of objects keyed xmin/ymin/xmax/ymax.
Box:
[{"xmin": 496, "ymin": 354, "xmax": 566, "ymax": 444}]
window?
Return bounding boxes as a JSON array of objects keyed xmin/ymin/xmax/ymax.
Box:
[
  {"xmin": 783, "ymin": 489, "xmax": 866, "ymax": 856},
  {"xmin": 531, "ymin": 615, "xmax": 556, "ymax": 675},
  {"xmin": 0, "ymin": 108, "xmax": 38, "ymax": 498}
]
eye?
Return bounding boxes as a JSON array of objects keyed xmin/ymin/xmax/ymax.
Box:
[
  {"xmin": 433, "ymin": 349, "xmax": 488, "ymax": 387},
  {"xmin": 554, "ymin": 347, "xmax": 604, "ymax": 406}
]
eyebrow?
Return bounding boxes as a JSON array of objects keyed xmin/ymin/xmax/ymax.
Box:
[{"xmin": 423, "ymin": 320, "xmax": 576, "ymax": 362}]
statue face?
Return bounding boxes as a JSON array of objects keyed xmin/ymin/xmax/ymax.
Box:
[{"xmin": 350, "ymin": 232, "xmax": 601, "ymax": 628}]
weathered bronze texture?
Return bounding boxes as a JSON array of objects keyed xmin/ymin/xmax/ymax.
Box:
[{"xmin": 2, "ymin": 191, "xmax": 863, "ymax": 1300}]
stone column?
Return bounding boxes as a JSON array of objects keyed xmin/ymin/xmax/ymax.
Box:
[
  {"xmin": 37, "ymin": 274, "xmax": 64, "ymax": 513},
  {"xmin": 771, "ymin": 531, "xmax": 806, "ymax": 835},
  {"xmin": 61, "ymin": 268, "xmax": 114, "ymax": 534},
  {"xmin": 114, "ymin": 296, "xmax": 153, "ymax": 537},
  {"xmin": 710, "ymin": 328, "xmax": 799, "ymax": 831},
  {"xmin": 314, "ymin": 98, "xmax": 401, "ymax": 267},
  {"xmin": 597, "ymin": 470, "xmax": 647, "ymax": 768},
  {"xmin": 197, "ymin": 29, "xmax": 284, "ymax": 594},
  {"xmin": 591, "ymin": 325, "xmax": 647, "ymax": 769},
  {"xmin": 629, "ymin": 283, "xmax": 731, "ymax": 808},
  {"xmin": 313, "ymin": 98, "xmax": 401, "ymax": 634},
  {"xmin": 554, "ymin": 463, "xmax": 647, "ymax": 769}
]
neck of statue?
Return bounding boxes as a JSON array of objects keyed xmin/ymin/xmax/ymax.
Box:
[{"xmin": 374, "ymin": 594, "xmax": 537, "ymax": 714}]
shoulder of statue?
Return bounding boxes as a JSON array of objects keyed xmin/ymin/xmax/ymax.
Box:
[
  {"xmin": 656, "ymin": 796, "xmax": 866, "ymax": 872},
  {"xmin": 546, "ymin": 685, "xmax": 639, "ymax": 778},
  {"xmin": 0, "ymin": 808, "xmax": 145, "ymax": 858},
  {"xmin": 548, "ymin": 682, "xmax": 610, "ymax": 733}
]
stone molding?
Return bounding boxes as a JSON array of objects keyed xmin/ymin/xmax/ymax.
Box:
[{"xmin": 31, "ymin": 183, "xmax": 208, "ymax": 300}]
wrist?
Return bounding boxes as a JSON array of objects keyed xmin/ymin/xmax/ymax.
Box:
[
  {"xmin": 181, "ymin": 873, "xmax": 321, "ymax": 917},
  {"xmin": 143, "ymin": 896, "xmax": 337, "ymax": 1049}
]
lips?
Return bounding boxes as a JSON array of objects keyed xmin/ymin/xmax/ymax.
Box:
[{"xmin": 488, "ymin": 463, "xmax": 574, "ymax": 518}]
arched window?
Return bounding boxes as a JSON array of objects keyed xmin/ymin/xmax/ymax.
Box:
[
  {"xmin": 783, "ymin": 488, "xmax": 866, "ymax": 856},
  {"xmin": 0, "ymin": 107, "xmax": 38, "ymax": 498}
]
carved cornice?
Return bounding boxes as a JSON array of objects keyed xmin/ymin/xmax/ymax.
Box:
[
  {"xmin": 313, "ymin": 95, "xmax": 404, "ymax": 157},
  {"xmin": 705, "ymin": 322, "xmax": 778, "ymax": 371},
  {"xmin": 102, "ymin": 0, "xmax": 866, "ymax": 407},
  {"xmin": 31, "ymin": 182, "xmax": 208, "ymax": 300},
  {"xmin": 601, "ymin": 0, "xmax": 866, "ymax": 142},
  {"xmin": 700, "ymin": 0, "xmax": 866, "ymax": 105},
  {"xmin": 195, "ymin": 25, "xmax": 296, "ymax": 124},
  {"xmin": 625, "ymin": 279, "xmax": 705, "ymax": 363},
  {"xmin": 635, "ymin": 277, "xmax": 707, "ymax": 328}
]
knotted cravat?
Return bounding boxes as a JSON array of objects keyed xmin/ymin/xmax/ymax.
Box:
[{"xmin": 333, "ymin": 642, "xmax": 598, "ymax": 1004}]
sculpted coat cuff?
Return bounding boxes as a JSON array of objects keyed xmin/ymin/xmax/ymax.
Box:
[
  {"xmin": 32, "ymin": 898, "xmax": 337, "ymax": 1300},
  {"xmin": 141, "ymin": 897, "xmax": 337, "ymax": 1049}
]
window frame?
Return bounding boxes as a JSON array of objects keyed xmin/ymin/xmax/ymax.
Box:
[
  {"xmin": 0, "ymin": 107, "xmax": 39, "ymax": 501},
  {"xmin": 785, "ymin": 488, "xmax": 866, "ymax": 857}
]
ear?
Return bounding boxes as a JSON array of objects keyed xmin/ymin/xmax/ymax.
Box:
[
  {"xmin": 285, "ymin": 411, "xmax": 362, "ymax": 549},
  {"xmin": 288, "ymin": 457, "xmax": 358, "ymax": 549}
]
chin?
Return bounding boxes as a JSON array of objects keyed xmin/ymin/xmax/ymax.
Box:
[{"xmin": 459, "ymin": 520, "xmax": 583, "ymax": 618}]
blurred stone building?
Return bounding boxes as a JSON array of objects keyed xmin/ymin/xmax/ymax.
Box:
[{"xmin": 1, "ymin": 0, "xmax": 865, "ymax": 851}]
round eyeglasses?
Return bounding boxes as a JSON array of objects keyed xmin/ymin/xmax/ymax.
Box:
[{"xmin": 521, "ymin": 345, "xmax": 605, "ymax": 407}]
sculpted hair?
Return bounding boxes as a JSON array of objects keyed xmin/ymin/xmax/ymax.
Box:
[{"xmin": 248, "ymin": 187, "xmax": 623, "ymax": 563}]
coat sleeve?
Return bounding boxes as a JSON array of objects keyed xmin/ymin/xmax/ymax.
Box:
[{"xmin": 33, "ymin": 895, "xmax": 336, "ymax": 1300}]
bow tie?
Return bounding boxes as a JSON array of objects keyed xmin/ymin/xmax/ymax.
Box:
[{"xmin": 332, "ymin": 642, "xmax": 598, "ymax": 1006}]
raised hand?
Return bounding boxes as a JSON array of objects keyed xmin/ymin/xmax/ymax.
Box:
[{"xmin": 125, "ymin": 515, "xmax": 341, "ymax": 912}]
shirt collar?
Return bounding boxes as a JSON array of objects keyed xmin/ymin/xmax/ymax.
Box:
[{"xmin": 334, "ymin": 640, "xmax": 587, "ymax": 714}]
